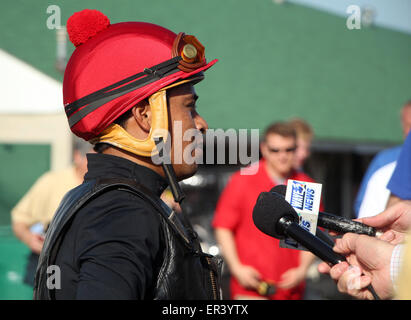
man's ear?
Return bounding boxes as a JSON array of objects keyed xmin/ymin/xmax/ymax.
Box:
[
  {"xmin": 131, "ymin": 100, "xmax": 151, "ymax": 133},
  {"xmin": 260, "ymin": 141, "xmax": 268, "ymax": 158}
]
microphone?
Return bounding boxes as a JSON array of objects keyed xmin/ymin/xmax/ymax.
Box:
[
  {"xmin": 252, "ymin": 191, "xmax": 345, "ymax": 265},
  {"xmin": 271, "ymin": 185, "xmax": 381, "ymax": 237},
  {"xmin": 269, "ymin": 185, "xmax": 335, "ymax": 247},
  {"xmin": 252, "ymin": 190, "xmax": 380, "ymax": 300}
]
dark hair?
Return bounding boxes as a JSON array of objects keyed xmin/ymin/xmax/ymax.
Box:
[
  {"xmin": 114, "ymin": 109, "xmax": 133, "ymax": 128},
  {"xmin": 288, "ymin": 117, "xmax": 313, "ymax": 141},
  {"xmin": 93, "ymin": 143, "xmax": 111, "ymax": 153},
  {"xmin": 93, "ymin": 109, "xmax": 134, "ymax": 153},
  {"xmin": 263, "ymin": 121, "xmax": 297, "ymax": 142},
  {"xmin": 72, "ymin": 135, "xmax": 92, "ymax": 156}
]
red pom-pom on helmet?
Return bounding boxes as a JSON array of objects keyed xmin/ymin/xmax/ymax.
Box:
[{"xmin": 67, "ymin": 9, "xmax": 110, "ymax": 47}]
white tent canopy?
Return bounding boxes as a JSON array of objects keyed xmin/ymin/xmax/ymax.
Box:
[
  {"xmin": 0, "ymin": 49, "xmax": 63, "ymax": 114},
  {"xmin": 0, "ymin": 49, "xmax": 71, "ymax": 170}
]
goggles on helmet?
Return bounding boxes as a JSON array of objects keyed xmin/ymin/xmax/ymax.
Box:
[{"xmin": 65, "ymin": 33, "xmax": 207, "ymax": 130}]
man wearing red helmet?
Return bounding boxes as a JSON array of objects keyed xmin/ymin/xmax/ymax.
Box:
[{"xmin": 34, "ymin": 9, "xmax": 221, "ymax": 299}]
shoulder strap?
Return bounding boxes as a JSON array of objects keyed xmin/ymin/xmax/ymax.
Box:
[
  {"xmin": 35, "ymin": 177, "xmax": 197, "ymax": 300},
  {"xmin": 95, "ymin": 178, "xmax": 195, "ymax": 249}
]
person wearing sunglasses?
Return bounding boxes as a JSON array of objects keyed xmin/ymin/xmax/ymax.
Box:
[
  {"xmin": 288, "ymin": 118, "xmax": 314, "ymax": 173},
  {"xmin": 213, "ymin": 121, "xmax": 322, "ymax": 300}
]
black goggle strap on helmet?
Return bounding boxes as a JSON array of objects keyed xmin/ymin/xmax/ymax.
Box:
[
  {"xmin": 65, "ymin": 56, "xmax": 183, "ymax": 128},
  {"xmin": 154, "ymin": 136, "xmax": 186, "ymax": 204},
  {"xmin": 65, "ymin": 32, "xmax": 207, "ymax": 128}
]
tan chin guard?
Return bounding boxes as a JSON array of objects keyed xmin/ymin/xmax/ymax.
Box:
[{"xmin": 91, "ymin": 77, "xmax": 200, "ymax": 157}]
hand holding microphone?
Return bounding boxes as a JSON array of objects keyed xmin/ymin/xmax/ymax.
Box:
[
  {"xmin": 318, "ymin": 233, "xmax": 396, "ymax": 300},
  {"xmin": 255, "ymin": 186, "xmax": 411, "ymax": 300},
  {"xmin": 252, "ymin": 191, "xmax": 346, "ymax": 265},
  {"xmin": 317, "ymin": 201, "xmax": 411, "ymax": 300},
  {"xmin": 357, "ymin": 200, "xmax": 411, "ymax": 245},
  {"xmin": 252, "ymin": 190, "xmax": 380, "ymax": 299}
]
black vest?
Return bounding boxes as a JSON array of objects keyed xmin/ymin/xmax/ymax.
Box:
[{"xmin": 33, "ymin": 178, "xmax": 222, "ymax": 300}]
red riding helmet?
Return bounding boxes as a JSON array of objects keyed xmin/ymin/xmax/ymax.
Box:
[{"xmin": 63, "ymin": 9, "xmax": 217, "ymax": 143}]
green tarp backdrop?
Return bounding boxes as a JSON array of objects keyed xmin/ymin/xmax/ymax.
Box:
[{"xmin": 1, "ymin": 0, "xmax": 410, "ymax": 144}]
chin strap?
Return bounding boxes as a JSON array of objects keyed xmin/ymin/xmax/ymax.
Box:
[
  {"xmin": 91, "ymin": 76, "xmax": 204, "ymax": 203},
  {"xmin": 90, "ymin": 77, "xmax": 201, "ymax": 157},
  {"xmin": 89, "ymin": 88, "xmax": 169, "ymax": 157},
  {"xmin": 154, "ymin": 137, "xmax": 186, "ymax": 204}
]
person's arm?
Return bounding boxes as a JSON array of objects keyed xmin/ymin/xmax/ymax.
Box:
[
  {"xmin": 72, "ymin": 191, "xmax": 163, "ymax": 299},
  {"xmin": 213, "ymin": 173, "xmax": 261, "ymax": 290},
  {"xmin": 386, "ymin": 132, "xmax": 411, "ymax": 202},
  {"xmin": 215, "ymin": 227, "xmax": 261, "ymax": 290},
  {"xmin": 386, "ymin": 194, "xmax": 401, "ymax": 208},
  {"xmin": 11, "ymin": 172, "xmax": 51, "ymax": 254},
  {"xmin": 12, "ymin": 222, "xmax": 44, "ymax": 254},
  {"xmin": 278, "ymin": 251, "xmax": 315, "ymax": 289},
  {"xmin": 354, "ymin": 154, "xmax": 384, "ymax": 216},
  {"xmin": 300, "ymin": 251, "xmax": 316, "ymax": 271},
  {"xmin": 318, "ymin": 201, "xmax": 411, "ymax": 299}
]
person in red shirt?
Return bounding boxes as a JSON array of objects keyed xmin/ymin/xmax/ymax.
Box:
[{"xmin": 213, "ymin": 121, "xmax": 322, "ymax": 299}]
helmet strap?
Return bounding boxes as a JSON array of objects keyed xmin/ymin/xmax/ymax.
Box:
[{"xmin": 154, "ymin": 137, "xmax": 186, "ymax": 204}]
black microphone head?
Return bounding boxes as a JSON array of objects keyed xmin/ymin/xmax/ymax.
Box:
[
  {"xmin": 270, "ymin": 185, "xmax": 287, "ymax": 197},
  {"xmin": 252, "ymin": 191, "xmax": 299, "ymax": 239}
]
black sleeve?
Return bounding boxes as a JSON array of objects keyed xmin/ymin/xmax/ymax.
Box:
[{"xmin": 73, "ymin": 190, "xmax": 163, "ymax": 299}]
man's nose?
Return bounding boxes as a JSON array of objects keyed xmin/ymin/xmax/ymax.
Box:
[{"xmin": 195, "ymin": 113, "xmax": 208, "ymax": 134}]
